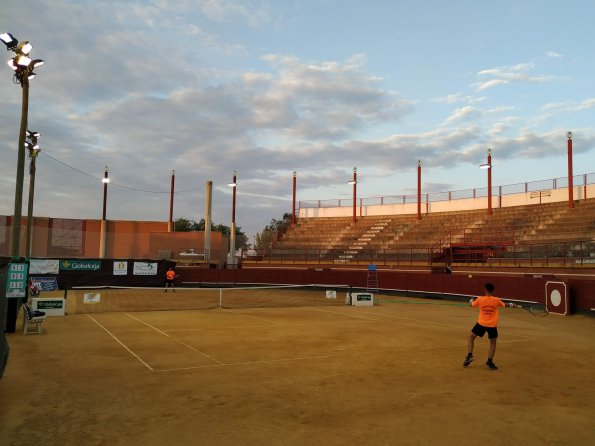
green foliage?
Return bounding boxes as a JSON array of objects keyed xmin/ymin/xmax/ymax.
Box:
[
  {"xmin": 254, "ymin": 213, "xmax": 293, "ymax": 252},
  {"xmin": 173, "ymin": 217, "xmax": 248, "ymax": 250}
]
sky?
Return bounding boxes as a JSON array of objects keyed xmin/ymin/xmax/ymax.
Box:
[{"xmin": 1, "ymin": 0, "xmax": 594, "ymax": 239}]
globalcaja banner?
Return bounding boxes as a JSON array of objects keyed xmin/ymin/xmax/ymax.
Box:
[
  {"xmin": 29, "ymin": 259, "xmax": 60, "ymax": 275},
  {"xmin": 133, "ymin": 262, "xmax": 158, "ymax": 276},
  {"xmin": 60, "ymin": 260, "xmax": 102, "ymax": 271}
]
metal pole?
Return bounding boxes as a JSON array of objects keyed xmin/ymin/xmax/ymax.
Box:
[
  {"xmin": 292, "ymin": 171, "xmax": 297, "ymax": 226},
  {"xmin": 25, "ymin": 149, "xmax": 39, "ymax": 258},
  {"xmin": 567, "ymin": 132, "xmax": 574, "ymax": 208},
  {"xmin": 417, "ymin": 160, "xmax": 421, "ymax": 221},
  {"xmin": 204, "ymin": 181, "xmax": 213, "ymax": 262},
  {"xmin": 487, "ymin": 149, "xmax": 493, "ymax": 216},
  {"xmin": 10, "ymin": 78, "xmax": 29, "ymax": 256},
  {"xmin": 99, "ymin": 166, "xmax": 108, "ymax": 258},
  {"xmin": 168, "ymin": 170, "xmax": 175, "ymax": 232},
  {"xmin": 352, "ymin": 167, "xmax": 357, "ymax": 223},
  {"xmin": 230, "ymin": 171, "xmax": 237, "ymax": 263}
]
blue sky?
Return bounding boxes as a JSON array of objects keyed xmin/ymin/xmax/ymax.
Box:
[{"xmin": 1, "ymin": 0, "xmax": 594, "ymax": 238}]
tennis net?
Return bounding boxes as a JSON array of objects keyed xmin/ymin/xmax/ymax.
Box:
[{"xmin": 65, "ymin": 284, "xmax": 352, "ymax": 314}]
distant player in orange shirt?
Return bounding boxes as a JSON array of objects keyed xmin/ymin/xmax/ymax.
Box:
[
  {"xmin": 164, "ymin": 267, "xmax": 179, "ymax": 292},
  {"xmin": 463, "ymin": 283, "xmax": 517, "ymax": 370}
]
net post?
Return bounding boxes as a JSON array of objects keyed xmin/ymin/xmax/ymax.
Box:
[{"xmin": 219, "ymin": 288, "xmax": 223, "ymax": 308}]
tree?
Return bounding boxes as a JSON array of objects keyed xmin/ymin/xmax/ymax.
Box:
[
  {"xmin": 254, "ymin": 213, "xmax": 293, "ymax": 253},
  {"xmin": 173, "ymin": 217, "xmax": 248, "ymax": 251}
]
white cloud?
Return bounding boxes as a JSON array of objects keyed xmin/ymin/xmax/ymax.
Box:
[
  {"xmin": 546, "ymin": 51, "xmax": 563, "ymax": 58},
  {"xmin": 472, "ymin": 62, "xmax": 557, "ymax": 91}
]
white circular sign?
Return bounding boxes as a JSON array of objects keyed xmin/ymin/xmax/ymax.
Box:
[{"xmin": 550, "ymin": 289, "xmax": 562, "ymax": 307}]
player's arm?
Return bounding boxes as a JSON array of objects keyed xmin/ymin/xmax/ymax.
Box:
[{"xmin": 469, "ymin": 297, "xmax": 479, "ymax": 307}]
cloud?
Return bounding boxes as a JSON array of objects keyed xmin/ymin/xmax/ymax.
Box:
[
  {"xmin": 546, "ymin": 51, "xmax": 563, "ymax": 58},
  {"xmin": 472, "ymin": 62, "xmax": 557, "ymax": 91},
  {"xmin": 542, "ymin": 98, "xmax": 595, "ymax": 113}
]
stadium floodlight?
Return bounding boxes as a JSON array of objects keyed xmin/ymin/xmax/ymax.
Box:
[
  {"xmin": 26, "ymin": 130, "xmax": 40, "ymax": 138},
  {"xmin": 0, "ymin": 32, "xmax": 18, "ymax": 51},
  {"xmin": 480, "ymin": 149, "xmax": 493, "ymax": 215},
  {"xmin": 102, "ymin": 177, "xmax": 110, "ymax": 184},
  {"xmin": 16, "ymin": 41, "xmax": 32, "ymax": 55},
  {"xmin": 3, "ymin": 33, "xmax": 44, "ymax": 258}
]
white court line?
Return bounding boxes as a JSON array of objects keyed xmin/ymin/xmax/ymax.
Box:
[
  {"xmin": 86, "ymin": 314, "xmax": 154, "ymax": 371},
  {"xmin": 164, "ymin": 323, "xmax": 296, "ymax": 333},
  {"xmin": 314, "ymin": 308, "xmax": 388, "ymax": 321},
  {"xmin": 124, "ymin": 313, "xmax": 224, "ymax": 365},
  {"xmin": 153, "ymin": 353, "xmax": 339, "ymax": 373},
  {"xmin": 223, "ymin": 309, "xmax": 283, "ymax": 326}
]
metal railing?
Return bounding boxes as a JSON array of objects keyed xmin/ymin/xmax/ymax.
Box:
[
  {"xmin": 299, "ymin": 172, "xmax": 595, "ymax": 209},
  {"xmin": 242, "ymin": 240, "xmax": 595, "ymax": 268}
]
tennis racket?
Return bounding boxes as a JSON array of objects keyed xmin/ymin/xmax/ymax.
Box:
[{"xmin": 514, "ymin": 302, "xmax": 549, "ymax": 317}]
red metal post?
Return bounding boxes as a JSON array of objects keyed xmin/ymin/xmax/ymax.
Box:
[
  {"xmin": 568, "ymin": 132, "xmax": 574, "ymax": 208},
  {"xmin": 417, "ymin": 160, "xmax": 421, "ymax": 221},
  {"xmin": 169, "ymin": 170, "xmax": 175, "ymax": 232},
  {"xmin": 487, "ymin": 149, "xmax": 493, "ymax": 216},
  {"xmin": 292, "ymin": 171, "xmax": 297, "ymax": 226},
  {"xmin": 232, "ymin": 171, "xmax": 237, "ymax": 224},
  {"xmin": 352, "ymin": 167, "xmax": 357, "ymax": 223}
]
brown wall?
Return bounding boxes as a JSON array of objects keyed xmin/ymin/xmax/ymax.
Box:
[{"xmin": 177, "ymin": 267, "xmax": 595, "ymax": 314}]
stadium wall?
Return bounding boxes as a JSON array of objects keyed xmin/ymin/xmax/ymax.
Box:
[
  {"xmin": 299, "ymin": 184, "xmax": 594, "ymax": 218},
  {"xmin": 178, "ymin": 267, "xmax": 595, "ymax": 315}
]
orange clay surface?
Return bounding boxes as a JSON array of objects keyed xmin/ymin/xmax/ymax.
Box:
[{"xmin": 1, "ymin": 294, "xmax": 595, "ymax": 446}]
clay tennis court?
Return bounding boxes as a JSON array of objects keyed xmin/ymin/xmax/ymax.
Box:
[{"xmin": 1, "ymin": 292, "xmax": 595, "ymax": 446}]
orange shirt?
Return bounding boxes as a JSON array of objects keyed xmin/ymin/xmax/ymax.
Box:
[
  {"xmin": 166, "ymin": 270, "xmax": 176, "ymax": 280},
  {"xmin": 472, "ymin": 295, "xmax": 505, "ymax": 327}
]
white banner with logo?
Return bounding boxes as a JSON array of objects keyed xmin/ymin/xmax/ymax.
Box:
[
  {"xmin": 133, "ymin": 262, "xmax": 158, "ymax": 276},
  {"xmin": 29, "ymin": 259, "xmax": 59, "ymax": 275},
  {"xmin": 113, "ymin": 261, "xmax": 128, "ymax": 276}
]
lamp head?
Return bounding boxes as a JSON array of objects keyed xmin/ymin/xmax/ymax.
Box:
[
  {"xmin": 0, "ymin": 32, "xmax": 18, "ymax": 51},
  {"xmin": 16, "ymin": 40, "xmax": 32, "ymax": 55},
  {"xmin": 567, "ymin": 131, "xmax": 573, "ymax": 139}
]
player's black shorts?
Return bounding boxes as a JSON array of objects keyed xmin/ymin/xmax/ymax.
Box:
[
  {"xmin": 166, "ymin": 279, "xmax": 174, "ymax": 285},
  {"xmin": 471, "ymin": 323, "xmax": 498, "ymax": 339}
]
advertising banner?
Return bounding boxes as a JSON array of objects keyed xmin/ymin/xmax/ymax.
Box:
[
  {"xmin": 30, "ymin": 276, "xmax": 59, "ymax": 291},
  {"xmin": 133, "ymin": 262, "xmax": 158, "ymax": 276},
  {"xmin": 113, "ymin": 261, "xmax": 128, "ymax": 276},
  {"xmin": 29, "ymin": 259, "xmax": 59, "ymax": 275},
  {"xmin": 60, "ymin": 260, "xmax": 102, "ymax": 271}
]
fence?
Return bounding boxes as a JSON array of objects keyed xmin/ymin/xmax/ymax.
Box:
[
  {"xmin": 243, "ymin": 240, "xmax": 595, "ymax": 268},
  {"xmin": 299, "ymin": 173, "xmax": 595, "ymax": 209}
]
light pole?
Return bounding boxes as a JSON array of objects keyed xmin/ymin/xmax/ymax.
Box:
[
  {"xmin": 348, "ymin": 167, "xmax": 357, "ymax": 223},
  {"xmin": 25, "ymin": 130, "xmax": 41, "ymax": 258},
  {"xmin": 417, "ymin": 160, "xmax": 422, "ymax": 221},
  {"xmin": 292, "ymin": 171, "xmax": 297, "ymax": 226},
  {"xmin": 479, "ymin": 149, "xmax": 493, "ymax": 216},
  {"xmin": 1, "ymin": 32, "xmax": 44, "ymax": 256},
  {"xmin": 228, "ymin": 171, "xmax": 237, "ymax": 266},
  {"xmin": 168, "ymin": 170, "xmax": 175, "ymax": 232},
  {"xmin": 567, "ymin": 131, "xmax": 574, "ymax": 209},
  {"xmin": 99, "ymin": 166, "xmax": 109, "ymax": 258}
]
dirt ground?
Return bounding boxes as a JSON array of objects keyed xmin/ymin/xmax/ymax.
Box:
[{"xmin": 1, "ymin": 296, "xmax": 595, "ymax": 446}]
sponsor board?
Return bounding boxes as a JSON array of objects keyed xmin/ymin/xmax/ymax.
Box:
[
  {"xmin": 30, "ymin": 276, "xmax": 59, "ymax": 291},
  {"xmin": 113, "ymin": 261, "xmax": 128, "ymax": 276},
  {"xmin": 83, "ymin": 293, "xmax": 101, "ymax": 304},
  {"xmin": 60, "ymin": 260, "xmax": 101, "ymax": 271},
  {"xmin": 133, "ymin": 262, "xmax": 158, "ymax": 276},
  {"xmin": 325, "ymin": 290, "xmax": 337, "ymax": 299},
  {"xmin": 29, "ymin": 259, "xmax": 59, "ymax": 275}
]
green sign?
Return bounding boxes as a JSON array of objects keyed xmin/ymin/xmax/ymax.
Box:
[
  {"xmin": 6, "ymin": 263, "xmax": 29, "ymax": 298},
  {"xmin": 60, "ymin": 260, "xmax": 101, "ymax": 271},
  {"xmin": 36, "ymin": 300, "xmax": 64, "ymax": 309}
]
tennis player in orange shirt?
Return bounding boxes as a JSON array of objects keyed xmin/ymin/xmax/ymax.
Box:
[{"xmin": 463, "ymin": 282, "xmax": 517, "ymax": 370}]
